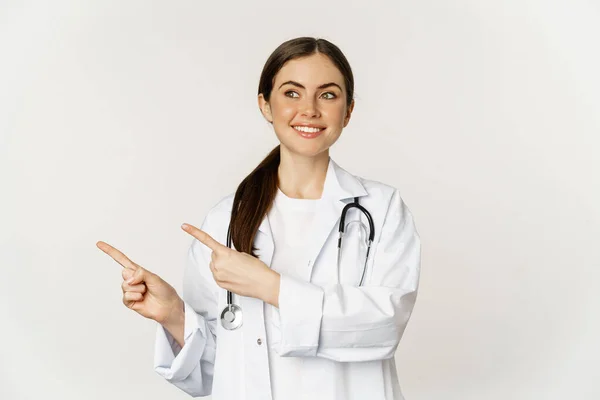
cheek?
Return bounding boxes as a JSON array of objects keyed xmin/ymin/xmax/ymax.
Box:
[
  {"xmin": 274, "ymin": 106, "xmax": 296, "ymax": 122},
  {"xmin": 319, "ymin": 103, "xmax": 346, "ymax": 122},
  {"xmin": 269, "ymin": 98, "xmax": 293, "ymax": 119},
  {"xmin": 332, "ymin": 104, "xmax": 348, "ymax": 121}
]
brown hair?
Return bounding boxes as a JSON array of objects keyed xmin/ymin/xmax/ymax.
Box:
[{"xmin": 229, "ymin": 37, "xmax": 355, "ymax": 256}]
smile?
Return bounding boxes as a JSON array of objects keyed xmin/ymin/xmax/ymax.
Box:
[{"xmin": 292, "ymin": 125, "xmax": 325, "ymax": 138}]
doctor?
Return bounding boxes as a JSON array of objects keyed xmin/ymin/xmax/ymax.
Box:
[{"xmin": 97, "ymin": 36, "xmax": 421, "ymax": 399}]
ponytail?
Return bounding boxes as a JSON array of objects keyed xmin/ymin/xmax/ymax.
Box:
[{"xmin": 230, "ymin": 145, "xmax": 280, "ymax": 256}]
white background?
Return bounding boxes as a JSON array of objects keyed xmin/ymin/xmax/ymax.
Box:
[{"xmin": 1, "ymin": 1, "xmax": 598, "ymax": 399}]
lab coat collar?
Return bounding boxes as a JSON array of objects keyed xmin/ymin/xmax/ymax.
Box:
[{"xmin": 255, "ymin": 156, "xmax": 367, "ymax": 279}]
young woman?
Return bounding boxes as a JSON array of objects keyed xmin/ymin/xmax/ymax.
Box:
[{"xmin": 97, "ymin": 37, "xmax": 421, "ymax": 400}]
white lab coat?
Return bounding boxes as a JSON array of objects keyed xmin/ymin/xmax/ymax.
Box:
[{"xmin": 154, "ymin": 157, "xmax": 421, "ymax": 399}]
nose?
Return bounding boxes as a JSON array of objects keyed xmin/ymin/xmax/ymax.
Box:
[{"xmin": 300, "ymin": 97, "xmax": 320, "ymax": 118}]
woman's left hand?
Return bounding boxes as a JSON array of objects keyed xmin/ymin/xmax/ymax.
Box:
[{"xmin": 181, "ymin": 223, "xmax": 280, "ymax": 307}]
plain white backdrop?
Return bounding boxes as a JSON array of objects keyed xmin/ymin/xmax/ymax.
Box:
[{"xmin": 1, "ymin": 1, "xmax": 598, "ymax": 399}]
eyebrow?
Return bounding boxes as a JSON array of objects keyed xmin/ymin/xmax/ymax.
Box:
[{"xmin": 278, "ymin": 80, "xmax": 343, "ymax": 92}]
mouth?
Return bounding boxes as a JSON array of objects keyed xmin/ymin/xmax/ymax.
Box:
[{"xmin": 292, "ymin": 125, "xmax": 325, "ymax": 139}]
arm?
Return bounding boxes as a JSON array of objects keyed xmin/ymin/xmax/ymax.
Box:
[
  {"xmin": 272, "ymin": 189, "xmax": 421, "ymax": 362},
  {"xmin": 161, "ymin": 297, "xmax": 185, "ymax": 348},
  {"xmin": 153, "ymin": 213, "xmax": 221, "ymax": 397}
]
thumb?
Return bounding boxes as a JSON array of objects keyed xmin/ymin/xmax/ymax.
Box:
[{"xmin": 127, "ymin": 267, "xmax": 151, "ymax": 285}]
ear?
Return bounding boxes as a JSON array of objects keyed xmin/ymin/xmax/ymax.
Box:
[
  {"xmin": 258, "ymin": 93, "xmax": 273, "ymax": 124},
  {"xmin": 343, "ymin": 99, "xmax": 355, "ymax": 127}
]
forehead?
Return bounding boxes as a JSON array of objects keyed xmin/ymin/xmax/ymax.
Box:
[{"xmin": 274, "ymin": 53, "xmax": 344, "ymax": 89}]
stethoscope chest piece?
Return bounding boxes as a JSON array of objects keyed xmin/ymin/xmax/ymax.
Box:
[{"xmin": 220, "ymin": 304, "xmax": 243, "ymax": 330}]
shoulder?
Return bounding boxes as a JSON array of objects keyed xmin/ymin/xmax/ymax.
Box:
[
  {"xmin": 332, "ymin": 158, "xmax": 403, "ymax": 207},
  {"xmin": 206, "ymin": 192, "xmax": 235, "ymax": 219},
  {"xmin": 352, "ymin": 173, "xmax": 417, "ymax": 232},
  {"xmin": 207, "ymin": 192, "xmax": 235, "ymax": 217},
  {"xmin": 358, "ymin": 175, "xmax": 398, "ymax": 200},
  {"xmin": 353, "ymin": 172, "xmax": 409, "ymax": 212},
  {"xmin": 192, "ymin": 193, "xmax": 235, "ymax": 246}
]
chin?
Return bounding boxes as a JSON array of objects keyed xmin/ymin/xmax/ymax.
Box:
[
  {"xmin": 284, "ymin": 143, "xmax": 330, "ymax": 158},
  {"xmin": 277, "ymin": 130, "xmax": 339, "ymax": 157}
]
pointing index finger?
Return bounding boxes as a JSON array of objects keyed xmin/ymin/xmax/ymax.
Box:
[
  {"xmin": 96, "ymin": 241, "xmax": 139, "ymax": 270},
  {"xmin": 181, "ymin": 223, "xmax": 225, "ymax": 252}
]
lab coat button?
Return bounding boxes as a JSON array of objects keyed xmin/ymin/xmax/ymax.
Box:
[{"xmin": 257, "ymin": 338, "xmax": 262, "ymax": 345}]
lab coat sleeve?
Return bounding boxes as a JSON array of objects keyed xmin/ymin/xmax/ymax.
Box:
[
  {"xmin": 275, "ymin": 189, "xmax": 421, "ymax": 362},
  {"xmin": 153, "ymin": 213, "xmax": 220, "ymax": 397}
]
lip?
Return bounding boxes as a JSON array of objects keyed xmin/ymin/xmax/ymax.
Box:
[
  {"xmin": 292, "ymin": 125, "xmax": 325, "ymax": 139},
  {"xmin": 292, "ymin": 123, "xmax": 326, "ymax": 129}
]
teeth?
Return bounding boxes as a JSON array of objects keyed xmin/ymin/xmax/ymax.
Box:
[{"xmin": 293, "ymin": 126, "xmax": 323, "ymax": 133}]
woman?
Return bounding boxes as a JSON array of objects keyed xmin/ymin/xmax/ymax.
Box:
[{"xmin": 97, "ymin": 37, "xmax": 421, "ymax": 400}]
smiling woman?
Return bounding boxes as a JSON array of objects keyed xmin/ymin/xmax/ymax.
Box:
[
  {"xmin": 255, "ymin": 50, "xmax": 354, "ymax": 175},
  {"xmin": 99, "ymin": 36, "xmax": 420, "ymax": 400}
]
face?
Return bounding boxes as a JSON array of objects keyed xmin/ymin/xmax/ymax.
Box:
[{"xmin": 258, "ymin": 53, "xmax": 354, "ymax": 158}]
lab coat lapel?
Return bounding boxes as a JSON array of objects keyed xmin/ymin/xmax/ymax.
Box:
[
  {"xmin": 256, "ymin": 157, "xmax": 368, "ymax": 282},
  {"xmin": 303, "ymin": 194, "xmax": 345, "ymax": 282},
  {"xmin": 255, "ymin": 216, "xmax": 274, "ymax": 267}
]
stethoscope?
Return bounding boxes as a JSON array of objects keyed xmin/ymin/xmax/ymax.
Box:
[{"xmin": 220, "ymin": 196, "xmax": 375, "ymax": 330}]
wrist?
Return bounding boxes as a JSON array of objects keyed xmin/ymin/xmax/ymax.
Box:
[
  {"xmin": 263, "ymin": 270, "xmax": 280, "ymax": 308},
  {"xmin": 160, "ymin": 297, "xmax": 185, "ymax": 327}
]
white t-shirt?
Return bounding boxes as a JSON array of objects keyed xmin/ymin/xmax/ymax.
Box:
[{"xmin": 264, "ymin": 187, "xmax": 323, "ymax": 400}]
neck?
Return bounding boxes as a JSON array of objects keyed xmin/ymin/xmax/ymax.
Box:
[{"xmin": 277, "ymin": 147, "xmax": 329, "ymax": 199}]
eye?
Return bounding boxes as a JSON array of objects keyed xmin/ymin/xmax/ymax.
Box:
[{"xmin": 284, "ymin": 90, "xmax": 337, "ymax": 100}]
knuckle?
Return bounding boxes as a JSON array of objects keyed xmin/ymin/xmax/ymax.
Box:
[
  {"xmin": 215, "ymin": 270, "xmax": 226, "ymax": 282},
  {"xmin": 124, "ymin": 292, "xmax": 138, "ymax": 301},
  {"xmin": 130, "ymin": 284, "xmax": 145, "ymax": 293}
]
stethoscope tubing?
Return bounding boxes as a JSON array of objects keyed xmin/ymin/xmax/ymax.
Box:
[{"xmin": 221, "ymin": 197, "xmax": 373, "ymax": 330}]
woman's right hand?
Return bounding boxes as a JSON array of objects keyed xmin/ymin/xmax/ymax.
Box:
[{"xmin": 96, "ymin": 240, "xmax": 183, "ymax": 325}]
